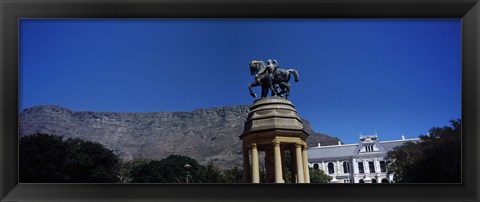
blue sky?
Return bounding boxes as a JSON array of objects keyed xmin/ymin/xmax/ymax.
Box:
[{"xmin": 20, "ymin": 19, "xmax": 461, "ymax": 144}]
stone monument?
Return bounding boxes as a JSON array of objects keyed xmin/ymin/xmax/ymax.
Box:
[{"xmin": 241, "ymin": 59, "xmax": 309, "ymax": 183}]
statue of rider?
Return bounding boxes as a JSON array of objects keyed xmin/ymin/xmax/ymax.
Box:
[
  {"xmin": 267, "ymin": 59, "xmax": 278, "ymax": 73},
  {"xmin": 266, "ymin": 59, "xmax": 280, "ymax": 95},
  {"xmin": 248, "ymin": 58, "xmax": 300, "ymax": 99},
  {"xmin": 252, "ymin": 59, "xmax": 277, "ymax": 96}
]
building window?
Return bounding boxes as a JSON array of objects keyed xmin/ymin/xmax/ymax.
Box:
[
  {"xmin": 327, "ymin": 162, "xmax": 334, "ymax": 174},
  {"xmin": 380, "ymin": 161, "xmax": 386, "ymax": 172},
  {"xmin": 365, "ymin": 145, "xmax": 373, "ymax": 152},
  {"xmin": 365, "ymin": 145, "xmax": 374, "ymax": 152},
  {"xmin": 343, "ymin": 179, "xmax": 351, "ymax": 183},
  {"xmin": 381, "ymin": 179, "xmax": 390, "ymax": 183},
  {"xmin": 342, "ymin": 162, "xmax": 350, "ymax": 173},
  {"xmin": 372, "ymin": 179, "xmax": 377, "ymax": 183},
  {"xmin": 359, "ymin": 179, "xmax": 365, "ymax": 183},
  {"xmin": 313, "ymin": 163, "xmax": 319, "ymax": 170},
  {"xmin": 368, "ymin": 162, "xmax": 375, "ymax": 173},
  {"xmin": 358, "ymin": 162, "xmax": 364, "ymax": 173}
]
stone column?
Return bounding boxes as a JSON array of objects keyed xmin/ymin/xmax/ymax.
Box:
[
  {"xmin": 364, "ymin": 159, "xmax": 369, "ymax": 173},
  {"xmin": 337, "ymin": 160, "xmax": 341, "ymax": 174},
  {"xmin": 352, "ymin": 159, "xmax": 358, "ymax": 174},
  {"xmin": 374, "ymin": 159, "xmax": 380, "ymax": 174},
  {"xmin": 273, "ymin": 141, "xmax": 283, "ymax": 183},
  {"xmin": 295, "ymin": 143, "xmax": 305, "ymax": 183},
  {"xmin": 251, "ymin": 143, "xmax": 260, "ymax": 183},
  {"xmin": 243, "ymin": 148, "xmax": 250, "ymax": 183},
  {"xmin": 302, "ymin": 146, "xmax": 310, "ymax": 183}
]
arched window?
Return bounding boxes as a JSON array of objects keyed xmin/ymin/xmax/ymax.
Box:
[
  {"xmin": 327, "ymin": 162, "xmax": 334, "ymax": 174},
  {"xmin": 359, "ymin": 179, "xmax": 365, "ymax": 183},
  {"xmin": 372, "ymin": 179, "xmax": 377, "ymax": 183},
  {"xmin": 313, "ymin": 163, "xmax": 319, "ymax": 170},
  {"xmin": 342, "ymin": 162, "xmax": 350, "ymax": 173},
  {"xmin": 381, "ymin": 179, "xmax": 390, "ymax": 183}
]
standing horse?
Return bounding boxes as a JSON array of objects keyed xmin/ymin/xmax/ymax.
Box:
[{"xmin": 248, "ymin": 60, "xmax": 300, "ymax": 99}]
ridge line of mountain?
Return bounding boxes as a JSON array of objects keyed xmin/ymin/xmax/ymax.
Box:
[{"xmin": 19, "ymin": 104, "xmax": 341, "ymax": 168}]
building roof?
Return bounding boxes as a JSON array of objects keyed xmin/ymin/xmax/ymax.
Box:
[
  {"xmin": 308, "ymin": 144, "xmax": 357, "ymax": 160},
  {"xmin": 307, "ymin": 136, "xmax": 421, "ymax": 161},
  {"xmin": 380, "ymin": 139, "xmax": 421, "ymax": 151}
]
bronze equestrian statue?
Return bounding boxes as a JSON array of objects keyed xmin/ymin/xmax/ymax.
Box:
[
  {"xmin": 248, "ymin": 59, "xmax": 299, "ymax": 99},
  {"xmin": 248, "ymin": 60, "xmax": 277, "ymax": 98}
]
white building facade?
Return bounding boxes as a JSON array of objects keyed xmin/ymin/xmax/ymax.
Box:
[{"xmin": 307, "ymin": 135, "xmax": 420, "ymax": 183}]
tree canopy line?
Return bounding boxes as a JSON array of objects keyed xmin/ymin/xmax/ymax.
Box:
[
  {"xmin": 20, "ymin": 133, "xmax": 330, "ymax": 183},
  {"xmin": 20, "ymin": 134, "xmax": 240, "ymax": 183},
  {"xmin": 385, "ymin": 119, "xmax": 461, "ymax": 183},
  {"xmin": 20, "ymin": 119, "xmax": 460, "ymax": 183}
]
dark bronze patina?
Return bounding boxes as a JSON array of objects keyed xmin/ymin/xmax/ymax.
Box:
[{"xmin": 248, "ymin": 59, "xmax": 299, "ymax": 99}]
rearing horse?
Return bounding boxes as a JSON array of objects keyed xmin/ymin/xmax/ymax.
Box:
[{"xmin": 248, "ymin": 60, "xmax": 300, "ymax": 99}]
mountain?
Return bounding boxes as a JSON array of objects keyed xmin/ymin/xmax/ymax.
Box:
[{"xmin": 19, "ymin": 105, "xmax": 341, "ymax": 168}]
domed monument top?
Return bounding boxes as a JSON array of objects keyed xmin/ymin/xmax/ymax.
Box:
[{"xmin": 241, "ymin": 97, "xmax": 306, "ymax": 137}]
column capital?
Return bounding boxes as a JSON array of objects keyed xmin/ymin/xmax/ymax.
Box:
[
  {"xmin": 251, "ymin": 143, "xmax": 257, "ymax": 149},
  {"xmin": 273, "ymin": 141, "xmax": 281, "ymax": 147},
  {"xmin": 295, "ymin": 143, "xmax": 303, "ymax": 148}
]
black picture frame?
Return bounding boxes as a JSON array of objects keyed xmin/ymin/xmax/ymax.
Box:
[{"xmin": 1, "ymin": 0, "xmax": 478, "ymax": 201}]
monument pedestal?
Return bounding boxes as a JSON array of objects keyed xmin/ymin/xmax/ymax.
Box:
[{"xmin": 240, "ymin": 97, "xmax": 310, "ymax": 183}]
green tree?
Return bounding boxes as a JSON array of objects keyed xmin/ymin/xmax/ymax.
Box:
[
  {"xmin": 62, "ymin": 138, "xmax": 120, "ymax": 182},
  {"xmin": 200, "ymin": 161, "xmax": 222, "ymax": 183},
  {"xmin": 118, "ymin": 158, "xmax": 151, "ymax": 183},
  {"xmin": 128, "ymin": 155, "xmax": 205, "ymax": 183},
  {"xmin": 385, "ymin": 119, "xmax": 461, "ymax": 183},
  {"xmin": 220, "ymin": 167, "xmax": 243, "ymax": 183},
  {"xmin": 19, "ymin": 133, "xmax": 120, "ymax": 183},
  {"xmin": 19, "ymin": 134, "xmax": 68, "ymax": 182},
  {"xmin": 259, "ymin": 165, "xmax": 267, "ymax": 183},
  {"xmin": 309, "ymin": 168, "xmax": 332, "ymax": 183},
  {"xmin": 127, "ymin": 160, "xmax": 164, "ymax": 183}
]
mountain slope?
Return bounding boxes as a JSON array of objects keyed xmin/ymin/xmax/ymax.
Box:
[{"xmin": 19, "ymin": 105, "xmax": 340, "ymax": 168}]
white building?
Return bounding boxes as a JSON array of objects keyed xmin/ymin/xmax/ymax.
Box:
[{"xmin": 307, "ymin": 135, "xmax": 420, "ymax": 183}]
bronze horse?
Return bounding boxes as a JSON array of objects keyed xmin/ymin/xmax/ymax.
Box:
[{"xmin": 248, "ymin": 60, "xmax": 299, "ymax": 99}]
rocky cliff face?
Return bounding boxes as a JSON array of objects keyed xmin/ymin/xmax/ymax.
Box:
[{"xmin": 19, "ymin": 105, "xmax": 340, "ymax": 168}]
